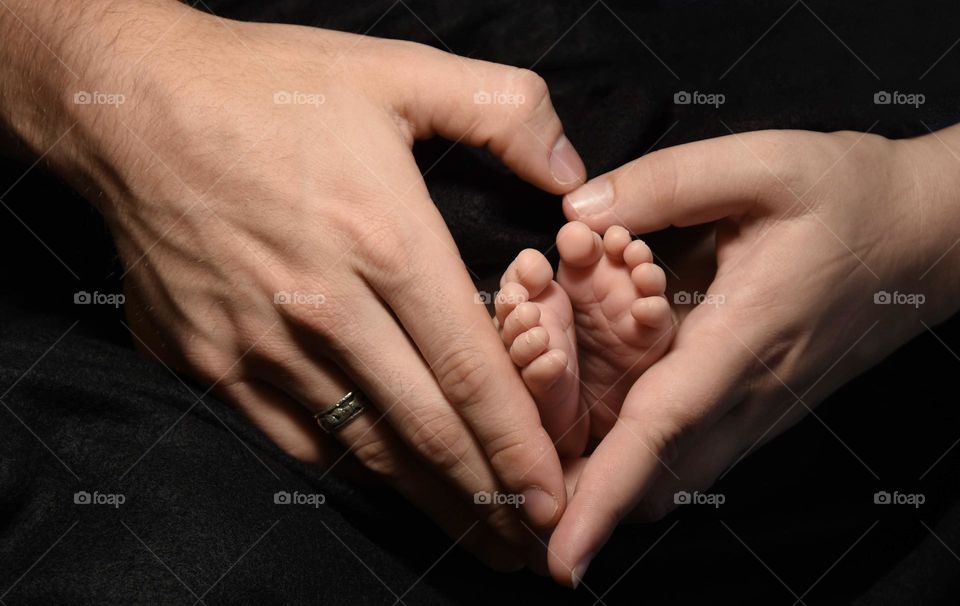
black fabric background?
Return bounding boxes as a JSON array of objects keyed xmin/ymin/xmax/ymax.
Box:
[{"xmin": 2, "ymin": 1, "xmax": 960, "ymax": 604}]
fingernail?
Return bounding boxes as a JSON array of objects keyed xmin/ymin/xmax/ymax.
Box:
[
  {"xmin": 550, "ymin": 135, "xmax": 586, "ymax": 186},
  {"xmin": 565, "ymin": 178, "xmax": 613, "ymax": 218},
  {"xmin": 571, "ymin": 553, "xmax": 594, "ymax": 589},
  {"xmin": 521, "ymin": 487, "xmax": 559, "ymax": 527}
]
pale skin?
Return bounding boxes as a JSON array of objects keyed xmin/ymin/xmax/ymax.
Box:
[
  {"xmin": 496, "ymin": 222, "xmax": 676, "ymax": 458},
  {"xmin": 3, "ymin": 0, "xmax": 960, "ymax": 591},
  {"xmin": 547, "ymin": 128, "xmax": 960, "ymax": 585}
]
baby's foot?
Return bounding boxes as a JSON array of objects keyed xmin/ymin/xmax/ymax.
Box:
[
  {"xmin": 496, "ymin": 250, "xmax": 588, "ymax": 457},
  {"xmin": 556, "ymin": 222, "xmax": 675, "ymax": 438}
]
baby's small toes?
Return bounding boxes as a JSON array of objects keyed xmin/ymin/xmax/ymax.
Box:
[
  {"xmin": 623, "ymin": 239, "xmax": 653, "ymax": 267},
  {"xmin": 520, "ymin": 349, "xmax": 569, "ymax": 394},
  {"xmin": 509, "ymin": 327, "xmax": 551, "ymax": 367},
  {"xmin": 603, "ymin": 225, "xmax": 632, "ymax": 260},
  {"xmin": 557, "ymin": 221, "xmax": 603, "ymax": 268},
  {"xmin": 631, "ymin": 296, "xmax": 673, "ymax": 330},
  {"xmin": 501, "ymin": 249, "xmax": 553, "ymax": 298},
  {"xmin": 631, "ymin": 262, "xmax": 667, "ymax": 296},
  {"xmin": 495, "ymin": 281, "xmax": 528, "ymax": 325},
  {"xmin": 501, "ymin": 301, "xmax": 542, "ymax": 347}
]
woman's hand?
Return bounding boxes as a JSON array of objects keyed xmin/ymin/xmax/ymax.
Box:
[
  {"xmin": 548, "ymin": 127, "xmax": 960, "ymax": 585},
  {"xmin": 1, "ymin": 0, "xmax": 588, "ymax": 568}
]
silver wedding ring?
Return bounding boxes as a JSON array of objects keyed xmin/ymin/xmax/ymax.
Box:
[{"xmin": 315, "ymin": 391, "xmax": 366, "ymax": 434}]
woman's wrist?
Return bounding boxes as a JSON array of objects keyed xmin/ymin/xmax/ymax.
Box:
[{"xmin": 897, "ymin": 127, "xmax": 960, "ymax": 324}]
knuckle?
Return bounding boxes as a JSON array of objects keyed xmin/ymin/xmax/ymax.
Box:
[
  {"xmin": 621, "ymin": 413, "xmax": 684, "ymax": 466},
  {"xmin": 407, "ymin": 412, "xmax": 472, "ymax": 472},
  {"xmin": 485, "ymin": 426, "xmax": 536, "ymax": 474},
  {"xmin": 273, "ymin": 291, "xmax": 342, "ymax": 344},
  {"xmin": 353, "ymin": 220, "xmax": 419, "ymax": 288},
  {"xmin": 639, "ymin": 148, "xmax": 681, "ymax": 222},
  {"xmin": 477, "ymin": 500, "xmax": 525, "ymax": 540},
  {"xmin": 647, "ymin": 424, "xmax": 683, "ymax": 465},
  {"xmin": 178, "ymin": 343, "xmax": 231, "ymax": 385},
  {"xmin": 511, "ymin": 68, "xmax": 550, "ymax": 106},
  {"xmin": 350, "ymin": 434, "xmax": 401, "ymax": 478},
  {"xmin": 432, "ymin": 344, "xmax": 494, "ymax": 409},
  {"xmin": 510, "ymin": 69, "xmax": 557, "ymax": 135},
  {"xmin": 748, "ymin": 130, "xmax": 812, "ymax": 199}
]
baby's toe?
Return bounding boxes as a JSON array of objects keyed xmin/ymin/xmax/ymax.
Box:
[
  {"xmin": 494, "ymin": 281, "xmax": 528, "ymax": 325},
  {"xmin": 520, "ymin": 349, "xmax": 569, "ymax": 395},
  {"xmin": 509, "ymin": 327, "xmax": 551, "ymax": 367},
  {"xmin": 631, "ymin": 262, "xmax": 667, "ymax": 296},
  {"xmin": 557, "ymin": 221, "xmax": 604, "ymax": 268},
  {"xmin": 500, "ymin": 301, "xmax": 542, "ymax": 348},
  {"xmin": 623, "ymin": 239, "xmax": 653, "ymax": 267},
  {"xmin": 631, "ymin": 296, "xmax": 673, "ymax": 330},
  {"xmin": 603, "ymin": 225, "xmax": 632, "ymax": 260},
  {"xmin": 501, "ymin": 249, "xmax": 553, "ymax": 298}
]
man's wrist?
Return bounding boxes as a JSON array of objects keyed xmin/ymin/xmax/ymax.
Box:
[{"xmin": 0, "ymin": 0, "xmax": 196, "ymax": 188}]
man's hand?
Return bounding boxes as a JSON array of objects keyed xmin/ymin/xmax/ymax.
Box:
[{"xmin": 0, "ymin": 0, "xmax": 588, "ymax": 568}]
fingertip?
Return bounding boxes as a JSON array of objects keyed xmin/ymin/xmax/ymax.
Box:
[
  {"xmin": 521, "ymin": 486, "xmax": 561, "ymax": 529},
  {"xmin": 562, "ymin": 177, "xmax": 613, "ymax": 221}
]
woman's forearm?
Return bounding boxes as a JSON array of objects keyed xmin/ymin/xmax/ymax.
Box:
[{"xmin": 902, "ymin": 125, "xmax": 960, "ymax": 324}]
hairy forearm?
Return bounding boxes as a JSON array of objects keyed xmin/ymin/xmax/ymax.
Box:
[{"xmin": 0, "ymin": 0, "xmax": 189, "ymax": 184}]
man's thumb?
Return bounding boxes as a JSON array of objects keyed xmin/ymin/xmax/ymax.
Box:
[{"xmin": 387, "ymin": 43, "xmax": 586, "ymax": 194}]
